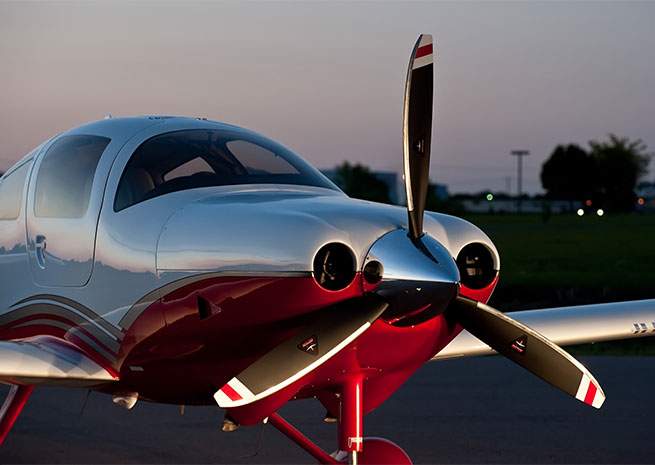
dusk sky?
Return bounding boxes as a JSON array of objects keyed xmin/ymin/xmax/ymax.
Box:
[{"xmin": 1, "ymin": 1, "xmax": 653, "ymax": 194}]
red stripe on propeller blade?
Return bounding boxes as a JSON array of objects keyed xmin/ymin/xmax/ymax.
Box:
[
  {"xmin": 415, "ymin": 43, "xmax": 433, "ymax": 59},
  {"xmin": 584, "ymin": 381, "xmax": 597, "ymax": 405},
  {"xmin": 221, "ymin": 383, "xmax": 243, "ymax": 402}
]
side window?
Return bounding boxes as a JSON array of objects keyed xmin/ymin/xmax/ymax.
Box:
[
  {"xmin": 0, "ymin": 162, "xmax": 31, "ymax": 220},
  {"xmin": 34, "ymin": 135, "xmax": 110, "ymax": 218}
]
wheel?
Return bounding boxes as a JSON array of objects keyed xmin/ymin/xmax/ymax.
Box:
[{"xmin": 358, "ymin": 437, "xmax": 412, "ymax": 464}]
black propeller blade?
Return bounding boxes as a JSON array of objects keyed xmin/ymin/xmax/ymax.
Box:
[
  {"xmin": 403, "ymin": 34, "xmax": 434, "ymax": 240},
  {"xmin": 214, "ymin": 295, "xmax": 388, "ymax": 408},
  {"xmin": 445, "ymin": 296, "xmax": 605, "ymax": 408}
]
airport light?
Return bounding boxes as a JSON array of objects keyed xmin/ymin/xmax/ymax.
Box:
[
  {"xmin": 577, "ymin": 208, "xmax": 584, "ymax": 216},
  {"xmin": 486, "ymin": 193, "xmax": 493, "ymax": 201},
  {"xmin": 638, "ymin": 198, "xmax": 645, "ymax": 206},
  {"xmin": 511, "ymin": 150, "xmax": 529, "ymax": 213},
  {"xmin": 597, "ymin": 209, "xmax": 604, "ymax": 217}
]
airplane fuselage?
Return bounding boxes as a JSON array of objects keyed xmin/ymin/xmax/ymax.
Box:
[{"xmin": 0, "ymin": 116, "xmax": 498, "ymax": 417}]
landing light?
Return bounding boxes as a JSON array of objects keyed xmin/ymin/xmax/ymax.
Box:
[
  {"xmin": 597, "ymin": 209, "xmax": 604, "ymax": 217},
  {"xmin": 577, "ymin": 209, "xmax": 584, "ymax": 216}
]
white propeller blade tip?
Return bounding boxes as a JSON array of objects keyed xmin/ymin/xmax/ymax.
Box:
[{"xmin": 575, "ymin": 374, "xmax": 605, "ymax": 409}]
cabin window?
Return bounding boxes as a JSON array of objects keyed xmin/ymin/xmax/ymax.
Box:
[
  {"xmin": 114, "ymin": 129, "xmax": 337, "ymax": 211},
  {"xmin": 163, "ymin": 156, "xmax": 214, "ymax": 182},
  {"xmin": 0, "ymin": 162, "xmax": 31, "ymax": 220},
  {"xmin": 225, "ymin": 140, "xmax": 298, "ymax": 174},
  {"xmin": 34, "ymin": 135, "xmax": 110, "ymax": 218}
]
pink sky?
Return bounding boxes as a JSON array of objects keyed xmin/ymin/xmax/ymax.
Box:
[{"xmin": 1, "ymin": 1, "xmax": 653, "ymax": 194}]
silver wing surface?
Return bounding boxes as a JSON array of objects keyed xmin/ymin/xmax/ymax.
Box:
[
  {"xmin": 434, "ymin": 299, "xmax": 655, "ymax": 360},
  {"xmin": 0, "ymin": 337, "xmax": 117, "ymax": 387}
]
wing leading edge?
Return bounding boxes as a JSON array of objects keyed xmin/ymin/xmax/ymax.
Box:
[
  {"xmin": 434, "ymin": 299, "xmax": 655, "ymax": 360},
  {"xmin": 0, "ymin": 336, "xmax": 117, "ymax": 387}
]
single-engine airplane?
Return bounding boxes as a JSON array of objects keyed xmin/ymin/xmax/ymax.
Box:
[{"xmin": 1, "ymin": 35, "xmax": 654, "ymax": 464}]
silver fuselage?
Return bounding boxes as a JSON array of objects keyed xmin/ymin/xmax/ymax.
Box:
[{"xmin": 0, "ymin": 116, "xmax": 498, "ymax": 369}]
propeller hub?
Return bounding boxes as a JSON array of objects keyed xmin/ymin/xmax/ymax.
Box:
[{"xmin": 364, "ymin": 229, "xmax": 459, "ymax": 325}]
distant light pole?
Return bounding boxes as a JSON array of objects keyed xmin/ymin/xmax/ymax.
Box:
[{"xmin": 511, "ymin": 150, "xmax": 529, "ymax": 213}]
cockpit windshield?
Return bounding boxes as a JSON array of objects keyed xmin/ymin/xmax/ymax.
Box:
[{"xmin": 114, "ymin": 129, "xmax": 338, "ymax": 211}]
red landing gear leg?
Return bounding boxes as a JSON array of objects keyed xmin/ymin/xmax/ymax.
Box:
[
  {"xmin": 267, "ymin": 374, "xmax": 410, "ymax": 465},
  {"xmin": 338, "ymin": 374, "xmax": 364, "ymax": 465},
  {"xmin": 268, "ymin": 413, "xmax": 339, "ymax": 464},
  {"xmin": 0, "ymin": 385, "xmax": 34, "ymax": 446},
  {"xmin": 337, "ymin": 374, "xmax": 412, "ymax": 465}
]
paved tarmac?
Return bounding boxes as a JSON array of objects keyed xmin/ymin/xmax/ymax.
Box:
[{"xmin": 2, "ymin": 356, "xmax": 654, "ymax": 464}]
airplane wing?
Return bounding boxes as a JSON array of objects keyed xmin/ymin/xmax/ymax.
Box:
[
  {"xmin": 0, "ymin": 336, "xmax": 117, "ymax": 387},
  {"xmin": 434, "ymin": 299, "xmax": 655, "ymax": 360}
]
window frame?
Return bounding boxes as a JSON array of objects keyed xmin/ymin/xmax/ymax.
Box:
[
  {"xmin": 0, "ymin": 160, "xmax": 33, "ymax": 221},
  {"xmin": 33, "ymin": 134, "xmax": 111, "ymax": 219},
  {"xmin": 113, "ymin": 128, "xmax": 338, "ymax": 212}
]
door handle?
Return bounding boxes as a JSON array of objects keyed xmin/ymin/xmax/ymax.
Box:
[{"xmin": 35, "ymin": 235, "xmax": 47, "ymax": 269}]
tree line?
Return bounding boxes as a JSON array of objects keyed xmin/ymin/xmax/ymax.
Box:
[
  {"xmin": 332, "ymin": 134, "xmax": 651, "ymax": 214},
  {"xmin": 541, "ymin": 134, "xmax": 650, "ymax": 213},
  {"xmin": 330, "ymin": 162, "xmax": 463, "ymax": 213}
]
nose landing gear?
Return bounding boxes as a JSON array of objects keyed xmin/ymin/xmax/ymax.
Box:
[
  {"xmin": 268, "ymin": 414, "xmax": 412, "ymax": 465},
  {"xmin": 265, "ymin": 374, "xmax": 412, "ymax": 465}
]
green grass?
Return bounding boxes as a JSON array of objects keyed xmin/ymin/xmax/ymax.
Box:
[
  {"xmin": 458, "ymin": 213, "xmax": 655, "ymax": 354},
  {"xmin": 461, "ymin": 213, "xmax": 655, "ymax": 305}
]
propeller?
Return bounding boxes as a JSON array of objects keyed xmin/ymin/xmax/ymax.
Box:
[{"xmin": 214, "ymin": 35, "xmax": 605, "ymax": 413}]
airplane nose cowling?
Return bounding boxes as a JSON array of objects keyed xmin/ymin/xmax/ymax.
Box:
[
  {"xmin": 155, "ymin": 189, "xmax": 408, "ymax": 276},
  {"xmin": 363, "ymin": 229, "xmax": 460, "ymax": 325}
]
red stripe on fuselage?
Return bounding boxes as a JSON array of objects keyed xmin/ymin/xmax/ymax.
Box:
[
  {"xmin": 415, "ymin": 44, "xmax": 433, "ymax": 59},
  {"xmin": 221, "ymin": 383, "xmax": 243, "ymax": 402},
  {"xmin": 17, "ymin": 334, "xmax": 119, "ymax": 379},
  {"xmin": 584, "ymin": 381, "xmax": 597, "ymax": 405},
  {"xmin": 0, "ymin": 317, "xmax": 119, "ymax": 376}
]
